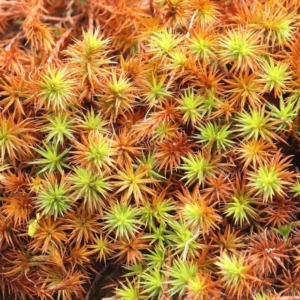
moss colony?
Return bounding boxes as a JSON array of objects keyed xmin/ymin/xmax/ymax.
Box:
[{"xmin": 1, "ymin": 0, "xmax": 300, "ymax": 299}]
